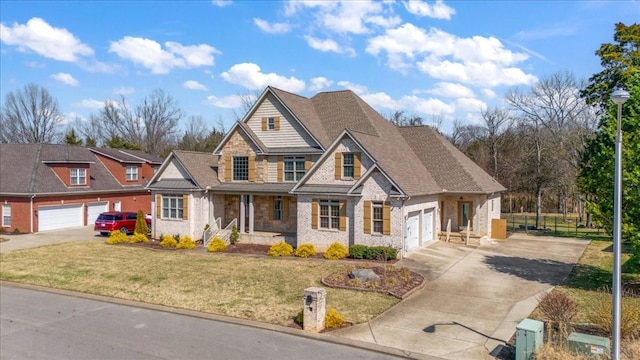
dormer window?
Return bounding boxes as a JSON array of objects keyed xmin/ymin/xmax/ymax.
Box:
[
  {"xmin": 126, "ymin": 165, "xmax": 138, "ymax": 181},
  {"xmin": 70, "ymin": 168, "xmax": 86, "ymax": 185}
]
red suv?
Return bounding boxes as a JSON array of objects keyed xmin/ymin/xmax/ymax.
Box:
[{"xmin": 94, "ymin": 211, "xmax": 151, "ymax": 236}]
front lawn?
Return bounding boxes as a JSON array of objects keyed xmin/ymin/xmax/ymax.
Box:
[{"xmin": 0, "ymin": 242, "xmax": 398, "ymax": 325}]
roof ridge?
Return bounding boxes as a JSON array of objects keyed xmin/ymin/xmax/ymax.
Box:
[{"xmin": 269, "ymin": 86, "xmax": 309, "ymax": 100}]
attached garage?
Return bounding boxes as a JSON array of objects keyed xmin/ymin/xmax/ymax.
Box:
[
  {"xmin": 422, "ymin": 208, "xmax": 434, "ymax": 244},
  {"xmin": 87, "ymin": 202, "xmax": 109, "ymax": 225},
  {"xmin": 405, "ymin": 210, "xmax": 420, "ymax": 252},
  {"xmin": 38, "ymin": 204, "xmax": 83, "ymax": 232}
]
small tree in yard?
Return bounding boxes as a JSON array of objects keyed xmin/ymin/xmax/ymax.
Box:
[
  {"xmin": 135, "ymin": 210, "xmax": 148, "ymax": 235},
  {"xmin": 230, "ymin": 224, "xmax": 239, "ymax": 246}
]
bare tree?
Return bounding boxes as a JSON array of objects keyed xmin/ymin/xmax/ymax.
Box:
[
  {"xmin": 0, "ymin": 83, "xmax": 63, "ymax": 143},
  {"xmin": 177, "ymin": 115, "xmax": 225, "ymax": 153},
  {"xmin": 480, "ymin": 106, "xmax": 512, "ymax": 179},
  {"xmin": 385, "ymin": 110, "xmax": 424, "ymax": 127},
  {"xmin": 232, "ymin": 90, "xmax": 262, "ymax": 121},
  {"xmin": 136, "ymin": 89, "xmax": 183, "ymax": 156}
]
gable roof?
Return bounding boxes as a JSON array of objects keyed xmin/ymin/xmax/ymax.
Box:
[
  {"xmin": 213, "ymin": 120, "xmax": 267, "ymax": 155},
  {"xmin": 147, "ymin": 150, "xmax": 219, "ymax": 191},
  {"xmin": 89, "ymin": 147, "xmax": 163, "ymax": 164},
  {"xmin": 0, "ymin": 143, "xmax": 147, "ymax": 195},
  {"xmin": 399, "ymin": 126, "xmax": 506, "ymax": 194}
]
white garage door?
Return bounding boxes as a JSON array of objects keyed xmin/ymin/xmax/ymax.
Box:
[
  {"xmin": 39, "ymin": 204, "xmax": 83, "ymax": 232},
  {"xmin": 422, "ymin": 209, "xmax": 434, "ymax": 244},
  {"xmin": 405, "ymin": 211, "xmax": 420, "ymax": 252},
  {"xmin": 87, "ymin": 202, "xmax": 109, "ymax": 225}
]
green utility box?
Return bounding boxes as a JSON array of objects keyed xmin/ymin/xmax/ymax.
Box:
[
  {"xmin": 567, "ymin": 332, "xmax": 609, "ymax": 357},
  {"xmin": 515, "ymin": 318, "xmax": 544, "ymax": 360}
]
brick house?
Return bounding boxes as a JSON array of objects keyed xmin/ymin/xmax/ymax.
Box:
[
  {"xmin": 0, "ymin": 144, "xmax": 162, "ymax": 233},
  {"xmin": 147, "ymin": 87, "xmax": 505, "ymax": 255}
]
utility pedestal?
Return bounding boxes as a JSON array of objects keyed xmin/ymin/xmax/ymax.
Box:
[
  {"xmin": 303, "ymin": 287, "xmax": 326, "ymax": 332},
  {"xmin": 515, "ymin": 318, "xmax": 544, "ymax": 360}
]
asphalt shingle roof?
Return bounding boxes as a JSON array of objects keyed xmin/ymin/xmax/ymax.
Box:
[{"xmin": 171, "ymin": 150, "xmax": 219, "ymax": 189}]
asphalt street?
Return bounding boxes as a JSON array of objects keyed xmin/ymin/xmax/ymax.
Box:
[{"xmin": 0, "ymin": 286, "xmax": 402, "ymax": 360}]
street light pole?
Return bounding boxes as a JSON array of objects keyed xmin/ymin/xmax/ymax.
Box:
[{"xmin": 610, "ymin": 88, "xmax": 629, "ymax": 360}]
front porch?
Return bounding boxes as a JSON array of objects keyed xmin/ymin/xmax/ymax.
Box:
[{"xmin": 222, "ymin": 193, "xmax": 297, "ymax": 235}]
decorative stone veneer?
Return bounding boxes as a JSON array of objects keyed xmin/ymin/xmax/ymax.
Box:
[
  {"xmin": 217, "ymin": 130, "xmax": 266, "ymax": 183},
  {"xmin": 306, "ymin": 138, "xmax": 374, "ymax": 186},
  {"xmin": 252, "ymin": 195, "xmax": 297, "ymax": 233}
]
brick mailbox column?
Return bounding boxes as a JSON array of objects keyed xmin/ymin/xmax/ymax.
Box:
[{"xmin": 303, "ymin": 287, "xmax": 326, "ymax": 332}]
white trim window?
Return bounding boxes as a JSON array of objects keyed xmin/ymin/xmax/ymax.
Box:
[
  {"xmin": 274, "ymin": 196, "xmax": 283, "ymax": 220},
  {"xmin": 126, "ymin": 165, "xmax": 138, "ymax": 181},
  {"xmin": 342, "ymin": 153, "xmax": 354, "ymax": 178},
  {"xmin": 284, "ymin": 156, "xmax": 305, "ymax": 181},
  {"xmin": 2, "ymin": 204, "xmax": 10, "ymax": 227},
  {"xmin": 162, "ymin": 195, "xmax": 183, "ymax": 219},
  {"xmin": 233, "ymin": 156, "xmax": 249, "ymax": 181},
  {"xmin": 319, "ymin": 200, "xmax": 340, "ymax": 230},
  {"xmin": 268, "ymin": 117, "xmax": 275, "ymax": 130},
  {"xmin": 70, "ymin": 168, "xmax": 86, "ymax": 185},
  {"xmin": 372, "ymin": 201, "xmax": 383, "ymax": 234}
]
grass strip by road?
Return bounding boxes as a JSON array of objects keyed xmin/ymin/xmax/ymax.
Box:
[{"xmin": 0, "ymin": 241, "xmax": 399, "ymax": 325}]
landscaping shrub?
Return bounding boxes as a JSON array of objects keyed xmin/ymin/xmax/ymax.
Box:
[
  {"xmin": 588, "ymin": 289, "xmax": 640, "ymax": 339},
  {"xmin": 324, "ymin": 242, "xmax": 348, "ymax": 260},
  {"xmin": 0, "ymin": 227, "xmax": 6, "ymax": 233},
  {"xmin": 106, "ymin": 230, "xmax": 129, "ymax": 244},
  {"xmin": 12, "ymin": 228, "xmax": 20, "ymax": 234},
  {"xmin": 230, "ymin": 224, "xmax": 239, "ymax": 245},
  {"xmin": 207, "ymin": 237, "xmax": 227, "ymax": 252},
  {"xmin": 537, "ymin": 290, "xmax": 578, "ymax": 325},
  {"xmin": 160, "ymin": 235, "xmax": 177, "ymax": 248},
  {"xmin": 129, "ymin": 233, "xmax": 149, "ymax": 244},
  {"xmin": 294, "ymin": 243, "xmax": 316, "ymax": 258},
  {"xmin": 348, "ymin": 244, "xmax": 397, "ymax": 261},
  {"xmin": 295, "ymin": 310, "xmax": 304, "ymax": 325},
  {"xmin": 268, "ymin": 241, "xmax": 293, "ymax": 257},
  {"xmin": 134, "ymin": 210, "xmax": 148, "ymax": 235},
  {"xmin": 176, "ymin": 236, "xmax": 196, "ymax": 249},
  {"xmin": 324, "ymin": 308, "xmax": 345, "ymax": 329}
]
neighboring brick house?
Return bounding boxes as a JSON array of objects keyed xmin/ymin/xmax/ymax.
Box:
[
  {"xmin": 0, "ymin": 143, "xmax": 162, "ymax": 233},
  {"xmin": 147, "ymin": 86, "xmax": 505, "ymax": 255}
]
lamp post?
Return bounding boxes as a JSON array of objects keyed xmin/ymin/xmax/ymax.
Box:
[{"xmin": 610, "ymin": 87, "xmax": 629, "ymax": 360}]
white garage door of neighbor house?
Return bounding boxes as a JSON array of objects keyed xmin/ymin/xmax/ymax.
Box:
[
  {"xmin": 405, "ymin": 211, "xmax": 420, "ymax": 252},
  {"xmin": 39, "ymin": 204, "xmax": 84, "ymax": 232},
  {"xmin": 87, "ymin": 202, "xmax": 109, "ymax": 225},
  {"xmin": 422, "ymin": 209, "xmax": 434, "ymax": 244}
]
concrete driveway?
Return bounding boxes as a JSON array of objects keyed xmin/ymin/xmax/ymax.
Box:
[
  {"xmin": 0, "ymin": 226, "xmax": 100, "ymax": 253},
  {"xmin": 332, "ymin": 234, "xmax": 590, "ymax": 360}
]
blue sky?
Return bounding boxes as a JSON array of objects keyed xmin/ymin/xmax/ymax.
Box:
[{"xmin": 1, "ymin": 0, "xmax": 638, "ymax": 135}]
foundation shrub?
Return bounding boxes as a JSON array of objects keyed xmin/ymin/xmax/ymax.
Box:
[
  {"xmin": 134, "ymin": 210, "xmax": 148, "ymax": 235},
  {"xmin": 0, "ymin": 227, "xmax": 6, "ymax": 233},
  {"xmin": 588, "ymin": 289, "xmax": 640, "ymax": 339},
  {"xmin": 106, "ymin": 230, "xmax": 129, "ymax": 244},
  {"xmin": 295, "ymin": 310, "xmax": 304, "ymax": 325},
  {"xmin": 268, "ymin": 241, "xmax": 293, "ymax": 257},
  {"xmin": 207, "ymin": 237, "xmax": 227, "ymax": 252},
  {"xmin": 12, "ymin": 228, "xmax": 20, "ymax": 234},
  {"xmin": 348, "ymin": 245, "xmax": 397, "ymax": 261},
  {"xmin": 294, "ymin": 243, "xmax": 316, "ymax": 258},
  {"xmin": 160, "ymin": 235, "xmax": 178, "ymax": 248},
  {"xmin": 176, "ymin": 236, "xmax": 196, "ymax": 249},
  {"xmin": 325, "ymin": 308, "xmax": 345, "ymax": 329},
  {"xmin": 129, "ymin": 233, "xmax": 149, "ymax": 244},
  {"xmin": 324, "ymin": 242, "xmax": 348, "ymax": 260}
]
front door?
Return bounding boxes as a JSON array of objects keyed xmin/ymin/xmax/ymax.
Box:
[{"xmin": 458, "ymin": 201, "xmax": 473, "ymax": 230}]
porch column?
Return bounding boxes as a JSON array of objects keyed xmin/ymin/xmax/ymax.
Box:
[
  {"xmin": 239, "ymin": 195, "xmax": 246, "ymax": 233},
  {"xmin": 248, "ymin": 194, "xmax": 254, "ymax": 234}
]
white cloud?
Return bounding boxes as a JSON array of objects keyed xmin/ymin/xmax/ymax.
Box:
[
  {"xmin": 400, "ymin": 95, "xmax": 455, "ymax": 115},
  {"xmin": 206, "ymin": 94, "xmax": 246, "ymax": 108},
  {"xmin": 109, "ymin": 36, "xmax": 218, "ymax": 74},
  {"xmin": 361, "ymin": 92, "xmax": 398, "ymax": 109},
  {"xmin": 212, "ymin": 0, "xmax": 232, "ymax": 7},
  {"xmin": 51, "ymin": 72, "xmax": 79, "ymax": 86},
  {"xmin": 426, "ymin": 82, "xmax": 474, "ymax": 98},
  {"xmin": 254, "ymin": 18, "xmax": 291, "ymax": 34},
  {"xmin": 304, "ymin": 36, "xmax": 355, "ymax": 56},
  {"xmin": 0, "ymin": 17, "xmax": 93, "ymax": 62},
  {"xmin": 367, "ymin": 23, "xmax": 537, "ymax": 87},
  {"xmin": 337, "ymin": 81, "xmax": 368, "ymax": 95},
  {"xmin": 481, "ymin": 88, "xmax": 496, "ymax": 98},
  {"xmin": 220, "ymin": 63, "xmax": 305, "ymax": 92},
  {"xmin": 183, "ymin": 80, "xmax": 208, "ymax": 91},
  {"xmin": 455, "ymin": 97, "xmax": 486, "ymax": 112},
  {"xmin": 404, "ymin": 0, "xmax": 456, "ymax": 20},
  {"xmin": 114, "ymin": 87, "xmax": 135, "ymax": 96},
  {"xmin": 309, "ymin": 77, "xmax": 334, "ymax": 91},
  {"xmin": 74, "ymin": 99, "xmax": 104, "ymax": 109},
  {"xmin": 285, "ymin": 1, "xmax": 397, "ymax": 34}
]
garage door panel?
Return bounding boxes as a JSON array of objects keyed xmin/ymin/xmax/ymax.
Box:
[
  {"xmin": 423, "ymin": 209, "xmax": 434, "ymax": 244},
  {"xmin": 405, "ymin": 211, "xmax": 420, "ymax": 251},
  {"xmin": 87, "ymin": 202, "xmax": 109, "ymax": 225},
  {"xmin": 39, "ymin": 204, "xmax": 83, "ymax": 232}
]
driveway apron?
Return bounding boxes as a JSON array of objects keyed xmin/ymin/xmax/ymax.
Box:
[
  {"xmin": 0, "ymin": 226, "xmax": 100, "ymax": 253},
  {"xmin": 331, "ymin": 235, "xmax": 590, "ymax": 360}
]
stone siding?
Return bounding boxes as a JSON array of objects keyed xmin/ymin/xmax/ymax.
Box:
[
  {"xmin": 252, "ymin": 195, "xmax": 297, "ymax": 233},
  {"xmin": 217, "ymin": 130, "xmax": 265, "ymax": 183}
]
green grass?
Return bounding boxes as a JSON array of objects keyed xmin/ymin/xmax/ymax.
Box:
[{"xmin": 0, "ymin": 242, "xmax": 399, "ymax": 326}]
